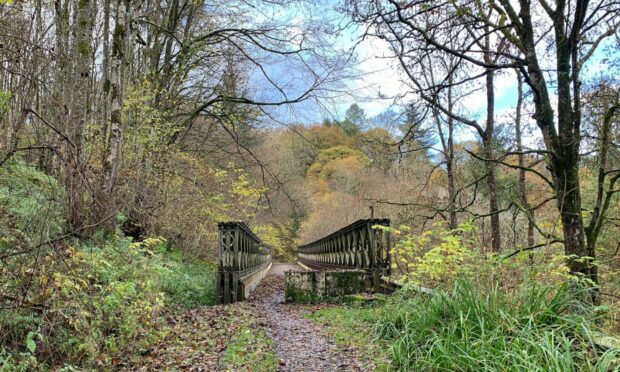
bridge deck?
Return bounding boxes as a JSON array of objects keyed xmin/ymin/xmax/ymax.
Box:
[{"xmin": 269, "ymin": 263, "xmax": 304, "ymax": 276}]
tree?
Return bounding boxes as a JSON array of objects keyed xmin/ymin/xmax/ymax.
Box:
[
  {"xmin": 340, "ymin": 103, "xmax": 367, "ymax": 135},
  {"xmin": 370, "ymin": 108, "xmax": 401, "ymax": 130},
  {"xmin": 95, "ymin": 0, "xmax": 130, "ymax": 235},
  {"xmin": 347, "ymin": 0, "xmax": 620, "ymax": 288},
  {"xmin": 65, "ymin": 0, "xmax": 95, "ymax": 233},
  {"xmin": 358, "ymin": 128, "xmax": 396, "ymax": 174},
  {"xmin": 514, "ymin": 70, "xmax": 535, "ymax": 256},
  {"xmin": 582, "ymin": 81, "xmax": 620, "ymax": 274},
  {"xmin": 350, "ymin": 3, "xmax": 503, "ymax": 246}
]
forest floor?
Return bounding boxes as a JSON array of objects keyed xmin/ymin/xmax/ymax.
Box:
[{"xmin": 126, "ymin": 264, "xmax": 372, "ymax": 371}]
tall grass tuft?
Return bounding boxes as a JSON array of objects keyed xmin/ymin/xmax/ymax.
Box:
[{"xmin": 374, "ymin": 280, "xmax": 620, "ymax": 371}]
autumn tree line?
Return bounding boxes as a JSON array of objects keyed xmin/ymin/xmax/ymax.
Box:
[{"xmin": 1, "ymin": 0, "xmax": 620, "ymax": 300}]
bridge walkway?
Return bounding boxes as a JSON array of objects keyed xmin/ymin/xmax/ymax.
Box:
[{"xmin": 247, "ymin": 264, "xmax": 367, "ymax": 371}]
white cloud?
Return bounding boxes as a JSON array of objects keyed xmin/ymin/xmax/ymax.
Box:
[
  {"xmin": 332, "ymin": 35, "xmax": 409, "ymax": 119},
  {"xmin": 339, "ymin": 34, "xmax": 521, "ymax": 128}
]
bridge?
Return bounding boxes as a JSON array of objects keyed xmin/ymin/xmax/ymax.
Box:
[{"xmin": 216, "ymin": 219, "xmax": 393, "ymax": 304}]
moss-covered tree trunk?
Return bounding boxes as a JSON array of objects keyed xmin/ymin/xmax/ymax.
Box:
[
  {"xmin": 517, "ymin": 3, "xmax": 597, "ymax": 288},
  {"xmin": 96, "ymin": 0, "xmax": 128, "ymax": 235},
  {"xmin": 65, "ymin": 0, "xmax": 94, "ymax": 233}
]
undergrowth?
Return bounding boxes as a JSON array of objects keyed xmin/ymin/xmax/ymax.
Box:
[
  {"xmin": 0, "ymin": 237, "xmax": 217, "ymax": 370},
  {"xmin": 0, "ymin": 162, "xmax": 216, "ymax": 370}
]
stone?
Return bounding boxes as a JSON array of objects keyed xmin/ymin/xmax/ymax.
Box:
[{"xmin": 284, "ymin": 270, "xmax": 369, "ymax": 303}]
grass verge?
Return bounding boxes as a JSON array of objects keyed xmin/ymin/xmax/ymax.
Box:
[
  {"xmin": 378, "ymin": 281, "xmax": 620, "ymax": 371},
  {"xmin": 308, "ymin": 282, "xmax": 620, "ymax": 371},
  {"xmin": 220, "ymin": 306, "xmax": 278, "ymax": 371},
  {"xmin": 307, "ymin": 298, "xmax": 390, "ymax": 371}
]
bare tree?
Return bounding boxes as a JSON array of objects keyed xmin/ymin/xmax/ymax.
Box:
[
  {"xmin": 583, "ymin": 81, "xmax": 620, "ymax": 276},
  {"xmin": 514, "ymin": 70, "xmax": 535, "ymax": 255},
  {"xmin": 95, "ymin": 0, "xmax": 130, "ymax": 234},
  {"xmin": 347, "ymin": 0, "xmax": 620, "ymax": 288}
]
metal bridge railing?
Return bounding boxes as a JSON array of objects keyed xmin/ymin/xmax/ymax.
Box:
[
  {"xmin": 297, "ymin": 219, "xmax": 391, "ymax": 283},
  {"xmin": 216, "ymin": 222, "xmax": 272, "ymax": 304}
]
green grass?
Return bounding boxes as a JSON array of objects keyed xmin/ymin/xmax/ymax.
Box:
[
  {"xmin": 307, "ymin": 299, "xmax": 390, "ymax": 370},
  {"xmin": 308, "ymin": 282, "xmax": 620, "ymax": 371},
  {"xmin": 375, "ymin": 280, "xmax": 620, "ymax": 371},
  {"xmin": 220, "ymin": 308, "xmax": 278, "ymax": 371},
  {"xmin": 158, "ymin": 248, "xmax": 217, "ymax": 308}
]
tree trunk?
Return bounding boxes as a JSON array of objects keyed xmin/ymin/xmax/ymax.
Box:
[
  {"xmin": 554, "ymin": 164, "xmax": 592, "ymax": 278},
  {"xmin": 484, "ymin": 45, "xmax": 501, "ymax": 252},
  {"xmin": 446, "ymin": 83, "xmax": 457, "ymax": 230},
  {"xmin": 97, "ymin": 0, "xmax": 128, "ymax": 235},
  {"xmin": 515, "ymin": 71, "xmax": 535, "ymax": 253}
]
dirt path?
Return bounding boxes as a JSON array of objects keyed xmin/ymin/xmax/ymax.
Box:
[
  {"xmin": 126, "ymin": 264, "xmax": 369, "ymax": 371},
  {"xmin": 248, "ymin": 264, "xmax": 366, "ymax": 372}
]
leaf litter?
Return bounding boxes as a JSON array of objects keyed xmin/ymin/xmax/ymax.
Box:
[{"xmin": 125, "ymin": 264, "xmax": 370, "ymax": 371}]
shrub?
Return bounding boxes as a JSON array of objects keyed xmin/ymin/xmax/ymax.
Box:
[
  {"xmin": 0, "ymin": 237, "xmax": 216, "ymax": 369},
  {"xmin": 158, "ymin": 249, "xmax": 216, "ymax": 308},
  {"xmin": 384, "ymin": 222, "xmax": 478, "ymax": 287},
  {"xmin": 382, "ymin": 221, "xmax": 574, "ymax": 293}
]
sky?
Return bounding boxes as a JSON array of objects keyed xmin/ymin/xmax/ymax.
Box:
[
  {"xmin": 250, "ymin": 0, "xmax": 523, "ymax": 132},
  {"xmin": 249, "ymin": 0, "xmax": 617, "ymax": 146}
]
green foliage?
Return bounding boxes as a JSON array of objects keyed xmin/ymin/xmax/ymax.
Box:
[
  {"xmin": 0, "ymin": 161, "xmax": 65, "ymax": 241},
  {"xmin": 123, "ymin": 79, "xmax": 178, "ymax": 148},
  {"xmin": 0, "ymin": 349, "xmax": 41, "ymax": 372},
  {"xmin": 384, "ymin": 221, "xmax": 577, "ymax": 297},
  {"xmin": 374, "ymin": 280, "xmax": 620, "ymax": 371},
  {"xmin": 159, "ymin": 251, "xmax": 216, "ymax": 308},
  {"xmin": 0, "ymin": 90, "xmax": 10, "ymax": 118},
  {"xmin": 252, "ymin": 223, "xmax": 296, "ymax": 262},
  {"xmin": 339, "ymin": 103, "xmax": 367, "ymax": 135},
  {"xmin": 0, "ymin": 236, "xmax": 216, "ymax": 369},
  {"xmin": 386, "ymin": 222, "xmax": 477, "ymax": 287},
  {"xmin": 77, "ymin": 40, "xmax": 90, "ymax": 57}
]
